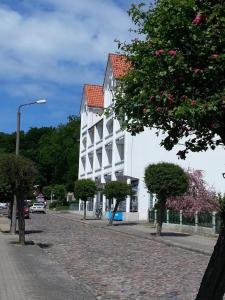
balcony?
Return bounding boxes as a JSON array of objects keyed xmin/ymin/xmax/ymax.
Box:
[
  {"xmin": 105, "ymin": 118, "xmax": 113, "ymax": 136},
  {"xmin": 96, "ymin": 120, "xmax": 103, "ymax": 144},
  {"xmin": 96, "ymin": 147, "xmax": 102, "ymax": 171},
  {"xmin": 88, "ymin": 127, "xmax": 94, "ymax": 148},
  {"xmin": 115, "ymin": 135, "xmax": 124, "ymax": 166}
]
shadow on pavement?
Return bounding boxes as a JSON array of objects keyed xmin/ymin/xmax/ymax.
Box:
[
  {"xmin": 25, "ymin": 230, "xmax": 43, "ymax": 234},
  {"xmin": 37, "ymin": 242, "xmax": 53, "ymax": 249},
  {"xmin": 113, "ymin": 222, "xmax": 139, "ymax": 226},
  {"xmin": 8, "ymin": 240, "xmax": 35, "ymax": 246},
  {"xmin": 150, "ymin": 232, "xmax": 190, "ymax": 237}
]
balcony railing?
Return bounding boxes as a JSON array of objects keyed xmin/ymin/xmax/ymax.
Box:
[
  {"xmin": 104, "ymin": 164, "xmax": 112, "ymax": 170},
  {"xmin": 115, "ymin": 160, "xmax": 124, "ymax": 166}
]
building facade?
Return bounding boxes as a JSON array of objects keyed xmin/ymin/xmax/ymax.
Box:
[{"xmin": 78, "ymin": 54, "xmax": 225, "ymax": 221}]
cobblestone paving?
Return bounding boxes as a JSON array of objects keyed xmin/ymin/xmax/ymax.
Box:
[{"xmin": 25, "ymin": 213, "xmax": 209, "ymax": 300}]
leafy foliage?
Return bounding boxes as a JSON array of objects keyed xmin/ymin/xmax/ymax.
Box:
[
  {"xmin": 0, "ymin": 177, "xmax": 13, "ymax": 202},
  {"xmin": 166, "ymin": 169, "xmax": 219, "ymax": 214},
  {"xmin": 74, "ymin": 179, "xmax": 97, "ymax": 202},
  {"xmin": 145, "ymin": 162, "xmax": 188, "ymax": 200},
  {"xmin": 145, "ymin": 162, "xmax": 188, "ymax": 235},
  {"xmin": 0, "ymin": 154, "xmax": 38, "ymax": 196},
  {"xmin": 114, "ymin": 0, "xmax": 225, "ymax": 159},
  {"xmin": 103, "ymin": 181, "xmax": 132, "ymax": 203},
  {"xmin": 0, "ymin": 116, "xmax": 80, "ymax": 189}
]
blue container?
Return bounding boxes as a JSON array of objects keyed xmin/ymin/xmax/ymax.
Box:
[{"xmin": 106, "ymin": 211, "xmax": 123, "ymax": 221}]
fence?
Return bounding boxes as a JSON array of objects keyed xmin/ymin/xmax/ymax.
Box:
[{"xmin": 149, "ymin": 209, "xmax": 221, "ymax": 234}]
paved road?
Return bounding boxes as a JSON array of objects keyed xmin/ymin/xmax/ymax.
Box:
[{"xmin": 24, "ymin": 212, "xmax": 211, "ymax": 300}]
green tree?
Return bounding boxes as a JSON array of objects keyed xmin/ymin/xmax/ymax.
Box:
[
  {"xmin": 0, "ymin": 154, "xmax": 38, "ymax": 244},
  {"xmin": 0, "ymin": 116, "xmax": 80, "ymax": 188},
  {"xmin": 38, "ymin": 116, "xmax": 80, "ymax": 187},
  {"xmin": 113, "ymin": 1, "xmax": 225, "ymax": 298},
  {"xmin": 52, "ymin": 184, "xmax": 67, "ymax": 202},
  {"xmin": 0, "ymin": 178, "xmax": 12, "ymax": 203},
  {"xmin": 42, "ymin": 185, "xmax": 52, "ymax": 200},
  {"xmin": 74, "ymin": 179, "xmax": 97, "ymax": 220},
  {"xmin": 145, "ymin": 162, "xmax": 188, "ymax": 235},
  {"xmin": 103, "ymin": 181, "xmax": 132, "ymax": 225}
]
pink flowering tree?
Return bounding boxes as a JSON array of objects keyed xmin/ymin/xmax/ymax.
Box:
[
  {"xmin": 166, "ymin": 169, "xmax": 219, "ymax": 215},
  {"xmin": 113, "ymin": 1, "xmax": 225, "ymax": 299}
]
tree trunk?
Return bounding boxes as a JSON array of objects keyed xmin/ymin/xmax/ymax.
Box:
[
  {"xmin": 17, "ymin": 194, "xmax": 25, "ymax": 245},
  {"xmin": 109, "ymin": 201, "xmax": 119, "ymax": 226},
  {"xmin": 156, "ymin": 202, "xmax": 166, "ymax": 236},
  {"xmin": 83, "ymin": 201, "xmax": 87, "ymax": 220},
  {"xmin": 10, "ymin": 194, "xmax": 17, "ymax": 234},
  {"xmin": 195, "ymin": 225, "xmax": 225, "ymax": 300}
]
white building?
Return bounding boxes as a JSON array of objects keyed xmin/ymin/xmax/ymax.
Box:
[{"xmin": 78, "ymin": 53, "xmax": 225, "ymax": 221}]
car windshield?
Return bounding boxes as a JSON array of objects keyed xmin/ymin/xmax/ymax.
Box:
[{"xmin": 34, "ymin": 203, "xmax": 44, "ymax": 206}]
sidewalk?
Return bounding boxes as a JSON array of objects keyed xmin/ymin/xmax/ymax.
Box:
[
  {"xmin": 0, "ymin": 216, "xmax": 95, "ymax": 300},
  {"xmin": 58, "ymin": 211, "xmax": 217, "ymax": 256}
]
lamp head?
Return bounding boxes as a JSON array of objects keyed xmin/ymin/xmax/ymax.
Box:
[{"xmin": 36, "ymin": 99, "xmax": 47, "ymax": 104}]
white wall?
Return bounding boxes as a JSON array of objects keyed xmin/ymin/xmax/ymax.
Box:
[{"xmin": 129, "ymin": 128, "xmax": 225, "ymax": 193}]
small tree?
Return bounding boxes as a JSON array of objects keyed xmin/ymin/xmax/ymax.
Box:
[
  {"xmin": 167, "ymin": 169, "xmax": 219, "ymax": 215},
  {"xmin": 52, "ymin": 184, "xmax": 67, "ymax": 202},
  {"xmin": 0, "ymin": 154, "xmax": 38, "ymax": 244},
  {"xmin": 103, "ymin": 181, "xmax": 132, "ymax": 225},
  {"xmin": 74, "ymin": 179, "xmax": 97, "ymax": 220},
  {"xmin": 42, "ymin": 185, "xmax": 52, "ymax": 200},
  {"xmin": 145, "ymin": 162, "xmax": 188, "ymax": 235}
]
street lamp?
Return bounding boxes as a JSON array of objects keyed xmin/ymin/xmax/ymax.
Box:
[{"xmin": 16, "ymin": 99, "xmax": 47, "ymax": 155}]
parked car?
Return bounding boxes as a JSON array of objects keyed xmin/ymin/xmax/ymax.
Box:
[
  {"xmin": 30, "ymin": 203, "xmax": 46, "ymax": 214},
  {"xmin": 8, "ymin": 202, "xmax": 30, "ymax": 219},
  {"xmin": 0, "ymin": 202, "xmax": 8, "ymax": 209}
]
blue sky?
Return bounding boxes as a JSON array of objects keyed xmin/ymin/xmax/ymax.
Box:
[{"xmin": 0, "ymin": 0, "xmax": 148, "ymax": 133}]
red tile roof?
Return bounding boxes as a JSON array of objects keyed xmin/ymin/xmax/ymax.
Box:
[
  {"xmin": 84, "ymin": 84, "xmax": 104, "ymax": 108},
  {"xmin": 109, "ymin": 53, "xmax": 131, "ymax": 78}
]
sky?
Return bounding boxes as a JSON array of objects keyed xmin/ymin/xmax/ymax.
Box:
[{"xmin": 0, "ymin": 0, "xmax": 148, "ymax": 133}]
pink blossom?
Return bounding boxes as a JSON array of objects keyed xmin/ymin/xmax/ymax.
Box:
[
  {"xmin": 192, "ymin": 14, "xmax": 203, "ymax": 25},
  {"xmin": 211, "ymin": 54, "xmax": 219, "ymax": 59},
  {"xmin": 168, "ymin": 50, "xmax": 177, "ymax": 56},
  {"xmin": 193, "ymin": 68, "xmax": 202, "ymax": 74},
  {"xmin": 168, "ymin": 94, "xmax": 174, "ymax": 102},
  {"xmin": 149, "ymin": 96, "xmax": 155, "ymax": 101},
  {"xmin": 143, "ymin": 107, "xmax": 148, "ymax": 114},
  {"xmin": 156, "ymin": 107, "xmax": 161, "ymax": 112},
  {"xmin": 166, "ymin": 169, "xmax": 218, "ymax": 215},
  {"xmin": 181, "ymin": 95, "xmax": 187, "ymax": 101},
  {"xmin": 191, "ymin": 100, "xmax": 197, "ymax": 106},
  {"xmin": 155, "ymin": 49, "xmax": 164, "ymax": 56}
]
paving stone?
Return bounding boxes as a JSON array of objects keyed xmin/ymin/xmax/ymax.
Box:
[{"xmin": 25, "ymin": 213, "xmax": 211, "ymax": 300}]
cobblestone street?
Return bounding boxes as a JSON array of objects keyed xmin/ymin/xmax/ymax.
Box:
[{"xmin": 26, "ymin": 212, "xmax": 210, "ymax": 300}]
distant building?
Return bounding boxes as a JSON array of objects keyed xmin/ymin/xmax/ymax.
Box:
[{"xmin": 78, "ymin": 53, "xmax": 225, "ymax": 221}]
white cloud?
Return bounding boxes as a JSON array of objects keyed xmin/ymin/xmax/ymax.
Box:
[{"xmin": 0, "ymin": 0, "xmax": 133, "ymax": 88}]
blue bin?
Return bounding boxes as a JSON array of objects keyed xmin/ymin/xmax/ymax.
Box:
[{"xmin": 106, "ymin": 211, "xmax": 123, "ymax": 221}]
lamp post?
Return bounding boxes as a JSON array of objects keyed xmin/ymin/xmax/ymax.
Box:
[
  {"xmin": 16, "ymin": 99, "xmax": 47, "ymax": 155},
  {"xmin": 12, "ymin": 99, "xmax": 47, "ymax": 242}
]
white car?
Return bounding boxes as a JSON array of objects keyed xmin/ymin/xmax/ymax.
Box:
[
  {"xmin": 0, "ymin": 203, "xmax": 8, "ymax": 209},
  {"xmin": 30, "ymin": 203, "xmax": 46, "ymax": 214}
]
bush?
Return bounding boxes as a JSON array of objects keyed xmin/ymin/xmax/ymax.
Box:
[{"xmin": 49, "ymin": 200, "xmax": 69, "ymax": 209}]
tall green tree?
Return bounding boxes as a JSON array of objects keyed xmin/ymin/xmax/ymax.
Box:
[
  {"xmin": 38, "ymin": 116, "xmax": 80, "ymax": 188},
  {"xmin": 113, "ymin": 1, "xmax": 225, "ymax": 298},
  {"xmin": 0, "ymin": 154, "xmax": 38, "ymax": 244},
  {"xmin": 145, "ymin": 162, "xmax": 188, "ymax": 235},
  {"xmin": 103, "ymin": 181, "xmax": 132, "ymax": 225}
]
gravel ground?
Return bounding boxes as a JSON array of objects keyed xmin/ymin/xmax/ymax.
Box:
[{"xmin": 25, "ymin": 212, "xmax": 209, "ymax": 300}]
